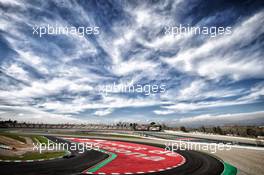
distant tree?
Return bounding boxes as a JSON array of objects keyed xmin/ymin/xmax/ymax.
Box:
[
  {"xmin": 132, "ymin": 123, "xmax": 137, "ymax": 130},
  {"xmin": 256, "ymin": 129, "xmax": 264, "ymax": 137},
  {"xmin": 180, "ymin": 126, "xmax": 187, "ymax": 132},
  {"xmin": 246, "ymin": 128, "xmax": 256, "ymax": 137},
  {"xmin": 150, "ymin": 122, "xmax": 156, "ymax": 126},
  {"xmin": 212, "ymin": 127, "xmax": 218, "ymax": 134},
  {"xmin": 216, "ymin": 126, "xmax": 223, "ymax": 135},
  {"xmin": 200, "ymin": 126, "xmax": 206, "ymax": 133}
]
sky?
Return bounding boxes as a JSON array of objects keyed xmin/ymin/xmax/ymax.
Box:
[{"xmin": 0, "ymin": 0, "xmax": 263, "ymax": 126}]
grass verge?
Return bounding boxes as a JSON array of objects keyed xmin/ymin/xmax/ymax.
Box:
[
  {"xmin": 30, "ymin": 136, "xmax": 49, "ymax": 144},
  {"xmin": 0, "ymin": 151, "xmax": 66, "ymax": 160},
  {"xmin": 54, "ymin": 131, "xmax": 141, "ymax": 139},
  {"xmin": 0, "ymin": 132, "xmax": 26, "ymax": 143}
]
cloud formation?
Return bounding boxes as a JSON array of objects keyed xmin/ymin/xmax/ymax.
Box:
[{"xmin": 0, "ymin": 0, "xmax": 263, "ymax": 125}]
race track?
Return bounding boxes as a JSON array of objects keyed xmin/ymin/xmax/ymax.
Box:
[{"xmin": 0, "ymin": 136, "xmax": 224, "ymax": 175}]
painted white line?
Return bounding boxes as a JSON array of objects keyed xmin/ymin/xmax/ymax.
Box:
[{"xmin": 148, "ymin": 170, "xmax": 155, "ymax": 173}]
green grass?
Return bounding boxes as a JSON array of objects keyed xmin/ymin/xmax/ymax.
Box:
[
  {"xmin": 0, "ymin": 132, "xmax": 65, "ymax": 160},
  {"xmin": 53, "ymin": 131, "xmax": 141, "ymax": 139},
  {"xmin": 103, "ymin": 134, "xmax": 141, "ymax": 139},
  {"xmin": 0, "ymin": 131, "xmax": 51, "ymax": 145},
  {"xmin": 30, "ymin": 136, "xmax": 49, "ymax": 144},
  {"xmin": 30, "ymin": 136, "xmax": 38, "ymax": 143},
  {"xmin": 0, "ymin": 132, "xmax": 26, "ymax": 143},
  {"xmin": 0, "ymin": 151, "xmax": 66, "ymax": 160},
  {"xmin": 36, "ymin": 136, "xmax": 49, "ymax": 144}
]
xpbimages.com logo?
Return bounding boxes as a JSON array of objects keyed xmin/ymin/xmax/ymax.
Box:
[
  {"xmin": 165, "ymin": 141, "xmax": 232, "ymax": 154},
  {"xmin": 97, "ymin": 81, "xmax": 167, "ymax": 96},
  {"xmin": 33, "ymin": 140, "xmax": 100, "ymax": 153},
  {"xmin": 32, "ymin": 24, "xmax": 100, "ymax": 37},
  {"xmin": 164, "ymin": 24, "xmax": 232, "ymax": 37}
]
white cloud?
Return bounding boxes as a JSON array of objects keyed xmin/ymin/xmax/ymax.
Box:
[
  {"xmin": 0, "ymin": 0, "xmax": 25, "ymax": 8},
  {"xmin": 162, "ymin": 11, "xmax": 264, "ymax": 80},
  {"xmin": 178, "ymin": 80, "xmax": 206, "ymax": 100},
  {"xmin": 94, "ymin": 108, "xmax": 113, "ymax": 116},
  {"xmin": 4, "ymin": 64, "xmax": 30, "ymax": 82},
  {"xmin": 112, "ymin": 59, "xmax": 158, "ymax": 76},
  {"xmin": 16, "ymin": 50, "xmax": 49, "ymax": 74},
  {"xmin": 173, "ymin": 111, "xmax": 264, "ymax": 126},
  {"xmin": 0, "ymin": 105, "xmax": 83, "ymax": 124},
  {"xmin": 37, "ymin": 95, "xmax": 161, "ymax": 115},
  {"xmin": 239, "ymin": 83, "xmax": 264, "ymax": 102},
  {"xmin": 153, "ymin": 110, "xmax": 174, "ymax": 115},
  {"xmin": 0, "ymin": 1, "xmax": 263, "ymax": 125}
]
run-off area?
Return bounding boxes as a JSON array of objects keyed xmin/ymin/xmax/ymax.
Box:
[{"xmin": 65, "ymin": 138, "xmax": 186, "ymax": 174}]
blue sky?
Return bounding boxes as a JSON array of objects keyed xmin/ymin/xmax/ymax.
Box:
[{"xmin": 0, "ymin": 0, "xmax": 263, "ymax": 126}]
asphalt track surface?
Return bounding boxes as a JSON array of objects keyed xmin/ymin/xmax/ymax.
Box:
[{"xmin": 0, "ymin": 136, "xmax": 224, "ymax": 175}]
